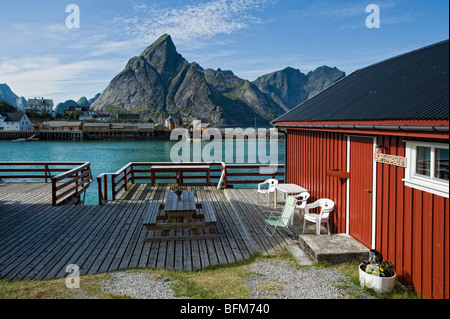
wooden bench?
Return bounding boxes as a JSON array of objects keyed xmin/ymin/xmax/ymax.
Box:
[
  {"xmin": 199, "ymin": 201, "xmax": 217, "ymax": 224},
  {"xmin": 143, "ymin": 202, "xmax": 164, "ymax": 230}
]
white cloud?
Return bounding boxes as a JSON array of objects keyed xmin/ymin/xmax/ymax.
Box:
[
  {"xmin": 0, "ymin": 56, "xmax": 124, "ymax": 103},
  {"xmin": 91, "ymin": 0, "xmax": 271, "ymax": 56},
  {"xmin": 0, "ymin": 0, "xmax": 274, "ymax": 102}
]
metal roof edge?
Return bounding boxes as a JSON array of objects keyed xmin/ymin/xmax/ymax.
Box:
[
  {"xmin": 360, "ymin": 39, "xmax": 449, "ymax": 72},
  {"xmin": 273, "ymin": 123, "xmax": 449, "ymax": 133}
]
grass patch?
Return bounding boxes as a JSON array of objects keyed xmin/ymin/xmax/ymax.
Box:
[
  {"xmin": 0, "ymin": 273, "xmax": 125, "ymax": 299},
  {"xmin": 166, "ymin": 253, "xmax": 265, "ymax": 299},
  {"xmin": 167, "ymin": 267, "xmax": 251, "ymax": 299},
  {"xmin": 333, "ymin": 261, "xmax": 420, "ymax": 299},
  {"xmin": 0, "ymin": 252, "xmax": 420, "ymax": 300}
]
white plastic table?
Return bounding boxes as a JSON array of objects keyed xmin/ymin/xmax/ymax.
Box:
[{"xmin": 274, "ymin": 184, "xmax": 308, "ymax": 209}]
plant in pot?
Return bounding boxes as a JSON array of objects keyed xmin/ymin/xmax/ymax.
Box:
[
  {"xmin": 359, "ymin": 249, "xmax": 396, "ymax": 293},
  {"xmin": 171, "ymin": 186, "xmax": 184, "ymax": 200}
]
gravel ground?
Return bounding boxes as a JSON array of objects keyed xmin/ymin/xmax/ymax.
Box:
[
  {"xmin": 243, "ymin": 259, "xmax": 371, "ymax": 299},
  {"xmin": 101, "ymin": 272, "xmax": 183, "ymax": 299},
  {"xmin": 100, "ymin": 259, "xmax": 373, "ymax": 299}
]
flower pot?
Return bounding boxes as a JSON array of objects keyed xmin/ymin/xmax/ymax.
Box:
[
  {"xmin": 359, "ymin": 264, "xmax": 396, "ymax": 293},
  {"xmin": 174, "ymin": 191, "xmax": 183, "ymax": 200}
]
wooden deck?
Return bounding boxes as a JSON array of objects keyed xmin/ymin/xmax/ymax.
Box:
[{"xmin": 0, "ymin": 183, "xmax": 302, "ymax": 281}]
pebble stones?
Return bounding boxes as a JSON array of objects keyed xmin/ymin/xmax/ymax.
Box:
[
  {"xmin": 100, "ymin": 260, "xmax": 372, "ymax": 299},
  {"xmin": 244, "ymin": 259, "xmax": 354, "ymax": 299},
  {"xmin": 101, "ymin": 272, "xmax": 183, "ymax": 299}
]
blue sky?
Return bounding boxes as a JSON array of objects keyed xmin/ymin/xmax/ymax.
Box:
[{"xmin": 0, "ymin": 0, "xmax": 448, "ymax": 105}]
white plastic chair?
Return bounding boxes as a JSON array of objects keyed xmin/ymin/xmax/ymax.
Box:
[
  {"xmin": 303, "ymin": 198, "xmax": 335, "ymax": 235},
  {"xmin": 292, "ymin": 192, "xmax": 310, "ymax": 224},
  {"xmin": 264, "ymin": 196, "xmax": 297, "ymax": 236},
  {"xmin": 257, "ymin": 179, "xmax": 278, "ymax": 206}
]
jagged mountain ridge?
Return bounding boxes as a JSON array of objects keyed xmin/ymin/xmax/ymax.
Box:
[
  {"xmin": 91, "ymin": 34, "xmax": 345, "ymax": 126},
  {"xmin": 0, "ymin": 83, "xmax": 27, "ymax": 110},
  {"xmin": 253, "ymin": 66, "xmax": 346, "ymax": 112},
  {"xmin": 55, "ymin": 93, "xmax": 101, "ymax": 114}
]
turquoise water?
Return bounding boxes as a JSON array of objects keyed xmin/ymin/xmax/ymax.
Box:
[{"xmin": 0, "ymin": 139, "xmax": 284, "ymax": 204}]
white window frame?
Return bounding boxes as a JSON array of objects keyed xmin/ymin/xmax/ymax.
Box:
[{"xmin": 403, "ymin": 140, "xmax": 449, "ymax": 198}]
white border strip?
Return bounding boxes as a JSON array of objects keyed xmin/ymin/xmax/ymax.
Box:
[{"xmin": 371, "ymin": 136, "xmax": 377, "ymax": 249}]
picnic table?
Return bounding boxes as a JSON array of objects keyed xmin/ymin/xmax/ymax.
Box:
[{"xmin": 143, "ymin": 191, "xmax": 217, "ymax": 241}]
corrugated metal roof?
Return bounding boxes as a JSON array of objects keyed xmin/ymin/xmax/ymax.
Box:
[{"xmin": 273, "ymin": 40, "xmax": 449, "ymax": 123}]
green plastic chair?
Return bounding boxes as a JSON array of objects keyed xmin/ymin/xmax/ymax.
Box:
[{"xmin": 264, "ymin": 196, "xmax": 297, "ymax": 237}]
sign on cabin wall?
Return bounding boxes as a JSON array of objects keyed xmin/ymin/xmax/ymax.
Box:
[{"xmin": 374, "ymin": 153, "xmax": 407, "ymax": 168}]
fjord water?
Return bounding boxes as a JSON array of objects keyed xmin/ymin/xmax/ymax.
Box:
[{"xmin": 0, "ymin": 139, "xmax": 284, "ymax": 205}]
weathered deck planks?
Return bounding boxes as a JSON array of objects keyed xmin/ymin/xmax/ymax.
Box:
[
  {"xmin": 0, "ymin": 183, "xmax": 304, "ymax": 281},
  {"xmin": 224, "ymin": 188, "xmax": 300, "ymax": 254}
]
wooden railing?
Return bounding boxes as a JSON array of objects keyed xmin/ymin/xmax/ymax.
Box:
[
  {"xmin": 51, "ymin": 163, "xmax": 93, "ymax": 206},
  {"xmin": 220, "ymin": 164, "xmax": 285, "ymax": 189},
  {"xmin": 131, "ymin": 162, "xmax": 222, "ymax": 184},
  {"xmin": 0, "ymin": 162, "xmax": 93, "ymax": 206},
  {"xmin": 96, "ymin": 162, "xmax": 285, "ymax": 205},
  {"xmin": 96, "ymin": 164, "xmax": 134, "ymax": 205}
]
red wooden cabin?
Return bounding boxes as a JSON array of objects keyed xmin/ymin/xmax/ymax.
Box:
[{"xmin": 273, "ymin": 40, "xmax": 449, "ymax": 299}]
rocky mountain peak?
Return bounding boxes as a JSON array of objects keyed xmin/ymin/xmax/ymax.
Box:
[
  {"xmin": 91, "ymin": 34, "xmax": 345, "ymax": 126},
  {"xmin": 0, "ymin": 83, "xmax": 27, "ymax": 110},
  {"xmin": 139, "ymin": 34, "xmax": 186, "ymax": 80},
  {"xmin": 305, "ymin": 66, "xmax": 346, "ymax": 99},
  {"xmin": 253, "ymin": 67, "xmax": 308, "ymax": 111}
]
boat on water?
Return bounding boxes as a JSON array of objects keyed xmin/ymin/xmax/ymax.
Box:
[{"xmin": 12, "ymin": 135, "xmax": 39, "ymax": 142}]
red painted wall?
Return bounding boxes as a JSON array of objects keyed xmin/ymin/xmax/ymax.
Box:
[
  {"xmin": 285, "ymin": 130, "xmax": 348, "ymax": 233},
  {"xmin": 286, "ymin": 129, "xmax": 449, "ymax": 299},
  {"xmin": 375, "ymin": 135, "xmax": 449, "ymax": 299}
]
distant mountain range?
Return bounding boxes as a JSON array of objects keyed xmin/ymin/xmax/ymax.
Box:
[
  {"xmin": 92, "ymin": 34, "xmax": 345, "ymax": 126},
  {"xmin": 254, "ymin": 66, "xmax": 346, "ymax": 112},
  {"xmin": 55, "ymin": 94, "xmax": 101, "ymax": 114},
  {"xmin": 0, "ymin": 83, "xmax": 100, "ymax": 115},
  {"xmin": 0, "ymin": 83, "xmax": 27, "ymax": 110},
  {"xmin": 2, "ymin": 34, "xmax": 345, "ymax": 125}
]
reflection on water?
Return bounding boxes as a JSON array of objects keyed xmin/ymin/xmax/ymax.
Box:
[{"xmin": 0, "ymin": 139, "xmax": 284, "ymax": 205}]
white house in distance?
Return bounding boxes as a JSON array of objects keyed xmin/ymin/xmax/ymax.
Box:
[
  {"xmin": 26, "ymin": 98, "xmax": 54, "ymax": 115},
  {"xmin": 0, "ymin": 112, "xmax": 34, "ymax": 131},
  {"xmin": 96, "ymin": 114, "xmax": 111, "ymax": 122}
]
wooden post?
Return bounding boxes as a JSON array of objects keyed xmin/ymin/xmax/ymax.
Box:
[
  {"xmin": 45, "ymin": 164, "xmax": 49, "ymax": 183},
  {"xmin": 103, "ymin": 174, "xmax": 108, "ymax": 202},
  {"xmin": 124, "ymin": 169, "xmax": 128, "ymax": 192},
  {"xmin": 76, "ymin": 171, "xmax": 79, "ymax": 194},
  {"xmin": 97, "ymin": 176, "xmax": 103, "ymax": 205},
  {"xmin": 51, "ymin": 177, "xmax": 57, "ymax": 206},
  {"xmin": 112, "ymin": 174, "xmax": 117, "ymax": 200},
  {"xmin": 223, "ymin": 163, "xmax": 228, "ymax": 189}
]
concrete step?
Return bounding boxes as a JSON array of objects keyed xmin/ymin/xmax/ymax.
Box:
[
  {"xmin": 286, "ymin": 244, "xmax": 313, "ymax": 266},
  {"xmin": 297, "ymin": 233, "xmax": 369, "ymax": 264}
]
